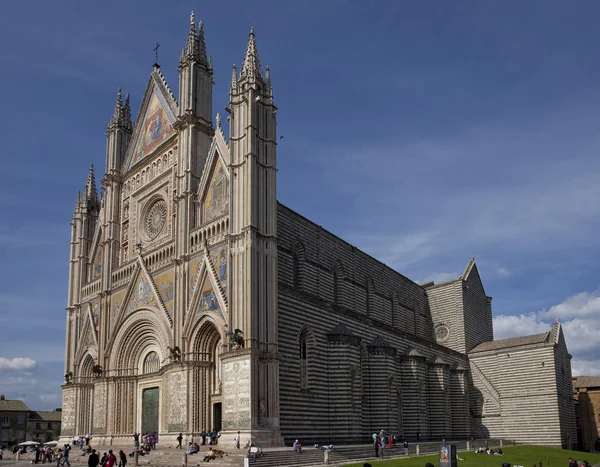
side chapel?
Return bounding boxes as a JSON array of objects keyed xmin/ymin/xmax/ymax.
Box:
[{"xmin": 61, "ymin": 13, "xmax": 577, "ymax": 447}]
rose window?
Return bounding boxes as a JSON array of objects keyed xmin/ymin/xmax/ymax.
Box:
[
  {"xmin": 145, "ymin": 199, "xmax": 167, "ymax": 238},
  {"xmin": 435, "ymin": 324, "xmax": 450, "ymax": 343}
]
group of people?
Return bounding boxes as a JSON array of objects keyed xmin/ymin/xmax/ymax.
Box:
[
  {"xmin": 475, "ymin": 446, "xmax": 503, "ymax": 455},
  {"xmin": 372, "ymin": 429, "xmax": 408, "ymax": 457},
  {"xmin": 568, "ymin": 459, "xmax": 592, "ymax": 467},
  {"xmin": 72, "ymin": 434, "xmax": 92, "ymax": 450}
]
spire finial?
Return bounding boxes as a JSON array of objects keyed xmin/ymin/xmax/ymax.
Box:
[
  {"xmin": 185, "ymin": 11, "xmax": 198, "ymax": 59},
  {"xmin": 216, "ymin": 112, "xmax": 221, "ymax": 130},
  {"xmin": 241, "ymin": 26, "xmax": 262, "ymax": 80},
  {"xmin": 85, "ymin": 164, "xmax": 98, "ymax": 203},
  {"xmin": 196, "ymin": 19, "xmax": 208, "ymax": 66},
  {"xmin": 122, "ymin": 93, "xmax": 132, "ymax": 130},
  {"xmin": 231, "ymin": 64, "xmax": 238, "ymax": 89}
]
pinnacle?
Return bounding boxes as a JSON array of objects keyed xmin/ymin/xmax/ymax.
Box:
[
  {"xmin": 197, "ymin": 20, "xmax": 208, "ymax": 66},
  {"xmin": 185, "ymin": 11, "xmax": 199, "ymax": 59},
  {"xmin": 85, "ymin": 165, "xmax": 98, "ymax": 202},
  {"xmin": 122, "ymin": 93, "xmax": 132, "ymax": 130},
  {"xmin": 241, "ymin": 26, "xmax": 262, "ymax": 80},
  {"xmin": 231, "ymin": 64, "xmax": 238, "ymax": 88}
]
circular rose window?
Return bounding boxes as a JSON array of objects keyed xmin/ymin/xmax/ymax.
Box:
[
  {"xmin": 145, "ymin": 199, "xmax": 167, "ymax": 238},
  {"xmin": 435, "ymin": 324, "xmax": 450, "ymax": 343}
]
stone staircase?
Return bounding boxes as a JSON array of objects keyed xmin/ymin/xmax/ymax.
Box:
[{"xmin": 12, "ymin": 439, "xmax": 504, "ymax": 467}]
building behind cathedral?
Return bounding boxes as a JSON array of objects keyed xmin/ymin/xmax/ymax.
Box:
[{"xmin": 60, "ymin": 13, "xmax": 576, "ymax": 448}]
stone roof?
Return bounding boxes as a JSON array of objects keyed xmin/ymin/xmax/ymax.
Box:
[
  {"xmin": 469, "ymin": 332, "xmax": 549, "ymax": 353},
  {"xmin": 0, "ymin": 398, "xmax": 30, "ymax": 412},
  {"xmin": 404, "ymin": 347, "xmax": 424, "ymax": 358},
  {"xmin": 573, "ymin": 376, "xmax": 600, "ymax": 389},
  {"xmin": 328, "ymin": 323, "xmax": 354, "ymax": 336},
  {"xmin": 370, "ymin": 335, "xmax": 391, "ymax": 348},
  {"xmin": 29, "ymin": 410, "xmax": 62, "ymax": 422}
]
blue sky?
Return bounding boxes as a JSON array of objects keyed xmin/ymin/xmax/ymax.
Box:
[{"xmin": 1, "ymin": 1, "xmax": 600, "ymax": 409}]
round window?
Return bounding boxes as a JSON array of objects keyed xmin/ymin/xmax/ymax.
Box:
[
  {"xmin": 144, "ymin": 199, "xmax": 167, "ymax": 239},
  {"xmin": 435, "ymin": 324, "xmax": 450, "ymax": 343}
]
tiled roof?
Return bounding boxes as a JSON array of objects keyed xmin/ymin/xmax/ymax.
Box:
[
  {"xmin": 573, "ymin": 376, "xmax": 600, "ymax": 389},
  {"xmin": 0, "ymin": 399, "xmax": 30, "ymax": 412},
  {"xmin": 469, "ymin": 332, "xmax": 549, "ymax": 353},
  {"xmin": 29, "ymin": 411, "xmax": 62, "ymax": 422}
]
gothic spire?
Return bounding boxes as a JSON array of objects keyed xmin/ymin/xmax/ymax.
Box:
[
  {"xmin": 231, "ymin": 64, "xmax": 238, "ymax": 89},
  {"xmin": 197, "ymin": 19, "xmax": 208, "ymax": 66},
  {"xmin": 84, "ymin": 165, "xmax": 98, "ymax": 203},
  {"xmin": 122, "ymin": 93, "xmax": 132, "ymax": 130},
  {"xmin": 110, "ymin": 88, "xmax": 123, "ymax": 126},
  {"xmin": 185, "ymin": 11, "xmax": 199, "ymax": 59},
  {"xmin": 240, "ymin": 27, "xmax": 262, "ymax": 80},
  {"xmin": 265, "ymin": 65, "xmax": 272, "ymax": 95},
  {"xmin": 73, "ymin": 191, "xmax": 82, "ymax": 215}
]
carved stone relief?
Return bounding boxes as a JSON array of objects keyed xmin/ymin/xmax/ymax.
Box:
[
  {"xmin": 222, "ymin": 358, "xmax": 251, "ymax": 430},
  {"xmin": 167, "ymin": 370, "xmax": 187, "ymax": 432},
  {"xmin": 61, "ymin": 388, "xmax": 76, "ymax": 435},
  {"xmin": 93, "ymin": 381, "xmax": 107, "ymax": 433}
]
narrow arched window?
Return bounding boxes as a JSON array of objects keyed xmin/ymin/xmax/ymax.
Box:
[
  {"xmin": 293, "ymin": 253, "xmax": 300, "ymax": 289},
  {"xmin": 299, "ymin": 333, "xmax": 308, "ymax": 390},
  {"xmin": 143, "ymin": 351, "xmax": 160, "ymax": 374},
  {"xmin": 333, "ymin": 271, "xmax": 339, "ymax": 306}
]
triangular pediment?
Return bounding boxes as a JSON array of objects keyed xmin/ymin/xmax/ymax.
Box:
[
  {"xmin": 124, "ymin": 71, "xmax": 178, "ymax": 172},
  {"xmin": 197, "ymin": 145, "xmax": 230, "ymax": 225},
  {"xmin": 87, "ymin": 301, "xmax": 99, "ymax": 346},
  {"xmin": 89, "ymin": 230, "xmax": 103, "ymax": 282},
  {"xmin": 75, "ymin": 315, "xmax": 97, "ymax": 364},
  {"xmin": 184, "ymin": 250, "xmax": 228, "ymax": 338},
  {"xmin": 108, "ymin": 257, "xmax": 173, "ymax": 348}
]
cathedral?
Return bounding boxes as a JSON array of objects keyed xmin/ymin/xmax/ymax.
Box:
[{"xmin": 60, "ymin": 13, "xmax": 577, "ymax": 448}]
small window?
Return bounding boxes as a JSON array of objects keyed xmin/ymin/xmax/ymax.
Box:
[
  {"xmin": 1, "ymin": 415, "xmax": 10, "ymax": 424},
  {"xmin": 299, "ymin": 334, "xmax": 308, "ymax": 390},
  {"xmin": 16, "ymin": 430, "xmax": 25, "ymax": 440},
  {"xmin": 0, "ymin": 430, "xmax": 9, "ymax": 441},
  {"xmin": 17, "ymin": 415, "xmax": 24, "ymax": 425},
  {"xmin": 35, "ymin": 422, "xmax": 41, "ymax": 429},
  {"xmin": 47, "ymin": 423, "xmax": 53, "ymax": 429},
  {"xmin": 143, "ymin": 351, "xmax": 161, "ymax": 374}
]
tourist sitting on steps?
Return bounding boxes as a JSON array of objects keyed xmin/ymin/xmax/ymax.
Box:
[
  {"xmin": 293, "ymin": 440, "xmax": 302, "ymax": 453},
  {"xmin": 202, "ymin": 448, "xmax": 215, "ymax": 462}
]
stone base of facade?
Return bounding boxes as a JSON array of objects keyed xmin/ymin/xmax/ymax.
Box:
[{"xmin": 220, "ymin": 429, "xmax": 283, "ymax": 447}]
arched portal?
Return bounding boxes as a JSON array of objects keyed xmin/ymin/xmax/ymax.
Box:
[
  {"xmin": 189, "ymin": 318, "xmax": 223, "ymax": 433},
  {"xmin": 77, "ymin": 354, "xmax": 95, "ymax": 436},
  {"xmin": 108, "ymin": 309, "xmax": 171, "ymax": 435}
]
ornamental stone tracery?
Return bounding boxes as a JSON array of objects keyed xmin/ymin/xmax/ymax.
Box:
[{"xmin": 145, "ymin": 199, "xmax": 167, "ymax": 239}]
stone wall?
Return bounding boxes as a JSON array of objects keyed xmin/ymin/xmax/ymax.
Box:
[{"xmin": 277, "ymin": 204, "xmax": 470, "ymax": 444}]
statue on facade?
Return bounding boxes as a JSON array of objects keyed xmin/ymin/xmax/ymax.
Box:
[
  {"xmin": 225, "ymin": 328, "xmax": 244, "ymax": 349},
  {"xmin": 168, "ymin": 346, "xmax": 182, "ymax": 361},
  {"xmin": 92, "ymin": 364, "xmax": 103, "ymax": 378},
  {"xmin": 64, "ymin": 371, "xmax": 74, "ymax": 384}
]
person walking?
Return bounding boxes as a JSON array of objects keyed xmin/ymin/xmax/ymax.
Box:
[
  {"xmin": 372, "ymin": 433, "xmax": 379, "ymax": 458},
  {"xmin": 106, "ymin": 450, "xmax": 116, "ymax": 467},
  {"xmin": 403, "ymin": 439, "xmax": 408, "ymax": 455},
  {"xmin": 88, "ymin": 449, "xmax": 99, "ymax": 467},
  {"xmin": 235, "ymin": 431, "xmax": 241, "ymax": 449},
  {"xmin": 61, "ymin": 445, "xmax": 71, "ymax": 467},
  {"xmin": 200, "ymin": 429, "xmax": 207, "ymax": 445},
  {"xmin": 176, "ymin": 433, "xmax": 183, "ymax": 449},
  {"xmin": 118, "ymin": 450, "xmax": 127, "ymax": 467}
]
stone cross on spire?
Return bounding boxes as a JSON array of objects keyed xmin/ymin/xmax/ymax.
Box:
[{"xmin": 240, "ymin": 27, "xmax": 262, "ymax": 80}]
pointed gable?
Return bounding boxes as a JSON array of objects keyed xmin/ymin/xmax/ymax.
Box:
[
  {"xmin": 124, "ymin": 71, "xmax": 178, "ymax": 171},
  {"xmin": 124, "ymin": 275, "xmax": 158, "ymax": 316},
  {"xmin": 202, "ymin": 156, "xmax": 229, "ymax": 224}
]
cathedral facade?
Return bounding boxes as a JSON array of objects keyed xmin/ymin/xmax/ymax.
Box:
[{"xmin": 60, "ymin": 14, "xmax": 576, "ymax": 447}]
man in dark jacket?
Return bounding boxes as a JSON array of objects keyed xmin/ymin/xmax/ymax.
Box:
[{"xmin": 88, "ymin": 449, "xmax": 100, "ymax": 467}]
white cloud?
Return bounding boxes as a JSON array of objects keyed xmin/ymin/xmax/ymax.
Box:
[
  {"xmin": 496, "ymin": 267, "xmax": 511, "ymax": 278},
  {"xmin": 541, "ymin": 291, "xmax": 600, "ymax": 320},
  {"xmin": 40, "ymin": 393, "xmax": 61, "ymax": 405},
  {"xmin": 492, "ymin": 313, "xmax": 550, "ymax": 340},
  {"xmin": 419, "ymin": 271, "xmax": 459, "ymax": 285},
  {"xmin": 492, "ymin": 290, "xmax": 600, "ymax": 376},
  {"xmin": 0, "ymin": 357, "xmax": 37, "ymax": 371}
]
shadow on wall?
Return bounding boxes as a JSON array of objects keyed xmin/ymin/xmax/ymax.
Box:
[{"xmin": 469, "ymin": 386, "xmax": 490, "ymax": 440}]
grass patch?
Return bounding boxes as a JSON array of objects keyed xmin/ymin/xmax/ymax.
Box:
[{"xmin": 343, "ymin": 445, "xmax": 600, "ymax": 467}]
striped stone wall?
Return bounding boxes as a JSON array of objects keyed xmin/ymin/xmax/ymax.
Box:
[
  {"xmin": 469, "ymin": 343, "xmax": 564, "ymax": 446},
  {"xmin": 426, "ymin": 281, "xmax": 466, "ymax": 353},
  {"xmin": 277, "ymin": 204, "xmax": 471, "ymax": 444}
]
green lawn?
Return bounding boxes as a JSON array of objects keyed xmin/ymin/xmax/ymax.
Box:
[{"xmin": 344, "ymin": 445, "xmax": 600, "ymax": 467}]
